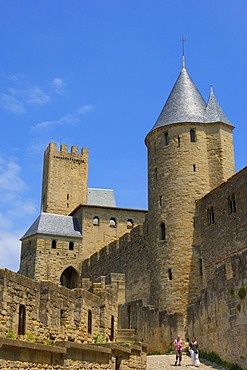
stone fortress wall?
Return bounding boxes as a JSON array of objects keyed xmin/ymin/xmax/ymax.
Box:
[{"xmin": 82, "ymin": 224, "xmax": 151, "ymax": 304}]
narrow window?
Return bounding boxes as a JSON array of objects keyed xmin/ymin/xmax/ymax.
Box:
[
  {"xmin": 88, "ymin": 309, "xmax": 92, "ymax": 334},
  {"xmin": 199, "ymin": 258, "xmax": 203, "ymax": 276},
  {"xmin": 177, "ymin": 135, "xmax": 181, "ymax": 147},
  {"xmin": 60, "ymin": 309, "xmax": 66, "ymax": 326},
  {"xmin": 207, "ymin": 206, "xmax": 215, "ymax": 225},
  {"xmin": 193, "ymin": 164, "xmax": 196, "ymax": 172},
  {"xmin": 154, "ymin": 167, "xmax": 158, "ymax": 180},
  {"xmin": 67, "ymin": 194, "xmax": 69, "ymax": 200},
  {"xmin": 159, "ymin": 195, "xmax": 163, "ymax": 207},
  {"xmin": 168, "ymin": 268, "xmax": 172, "ymax": 280},
  {"xmin": 190, "ymin": 129, "xmax": 196, "ymax": 142},
  {"xmin": 51, "ymin": 240, "xmax": 57, "ymax": 249},
  {"xmin": 18, "ymin": 304, "xmax": 26, "ymax": 335},
  {"xmin": 154, "ymin": 141, "xmax": 157, "ymax": 155},
  {"xmin": 93, "ymin": 216, "xmax": 99, "ymax": 226},
  {"xmin": 69, "ymin": 241, "xmax": 74, "ymax": 251},
  {"xmin": 228, "ymin": 194, "xmax": 236, "ymax": 214},
  {"xmin": 110, "ymin": 218, "xmax": 117, "ymax": 228},
  {"xmin": 110, "ymin": 315, "xmax": 114, "ymax": 341},
  {"xmin": 127, "ymin": 219, "xmax": 134, "ymax": 229},
  {"xmin": 160, "ymin": 223, "xmax": 166, "ymax": 240},
  {"xmin": 164, "ymin": 132, "xmax": 169, "ymax": 146}
]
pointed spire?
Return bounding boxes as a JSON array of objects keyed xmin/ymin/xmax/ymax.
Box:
[
  {"xmin": 205, "ymin": 86, "xmax": 232, "ymax": 125},
  {"xmin": 151, "ymin": 66, "xmax": 206, "ymax": 130}
]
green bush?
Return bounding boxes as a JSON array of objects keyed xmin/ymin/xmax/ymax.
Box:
[{"xmin": 238, "ymin": 286, "xmax": 246, "ymax": 299}]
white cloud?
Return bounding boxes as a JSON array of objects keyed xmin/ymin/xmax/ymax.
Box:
[
  {"xmin": 0, "ymin": 156, "xmax": 37, "ymax": 271},
  {"xmin": 0, "ymin": 93, "xmax": 26, "ymax": 114},
  {"xmin": 0, "ymin": 229, "xmax": 21, "ymax": 271},
  {"xmin": 0, "ymin": 158, "xmax": 27, "ymax": 193},
  {"xmin": 33, "ymin": 104, "xmax": 95, "ymax": 130},
  {"xmin": 51, "ymin": 78, "xmax": 66, "ymax": 95}
]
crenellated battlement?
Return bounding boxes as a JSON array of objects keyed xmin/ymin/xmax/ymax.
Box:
[{"xmin": 46, "ymin": 142, "xmax": 88, "ymax": 156}]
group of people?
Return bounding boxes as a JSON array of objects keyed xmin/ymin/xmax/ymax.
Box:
[{"xmin": 173, "ymin": 334, "xmax": 200, "ymax": 367}]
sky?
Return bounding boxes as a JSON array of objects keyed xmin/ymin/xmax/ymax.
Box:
[{"xmin": 0, "ymin": 0, "xmax": 246, "ymax": 271}]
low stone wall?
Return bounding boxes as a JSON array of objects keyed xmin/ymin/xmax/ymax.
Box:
[{"xmin": 0, "ymin": 338, "xmax": 147, "ymax": 370}]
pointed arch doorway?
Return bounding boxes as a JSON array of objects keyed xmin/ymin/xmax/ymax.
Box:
[{"xmin": 60, "ymin": 266, "xmax": 79, "ymax": 289}]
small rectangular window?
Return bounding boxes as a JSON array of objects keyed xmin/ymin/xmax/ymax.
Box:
[
  {"xmin": 18, "ymin": 305, "xmax": 26, "ymax": 335},
  {"xmin": 190, "ymin": 129, "xmax": 196, "ymax": 142},
  {"xmin": 199, "ymin": 258, "xmax": 203, "ymax": 276},
  {"xmin": 193, "ymin": 164, "xmax": 196, "ymax": 172},
  {"xmin": 164, "ymin": 132, "xmax": 169, "ymax": 146},
  {"xmin": 207, "ymin": 206, "xmax": 215, "ymax": 225},
  {"xmin": 228, "ymin": 194, "xmax": 236, "ymax": 214}
]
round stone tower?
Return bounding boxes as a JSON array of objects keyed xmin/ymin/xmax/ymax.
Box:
[{"xmin": 145, "ymin": 58, "xmax": 235, "ymax": 317}]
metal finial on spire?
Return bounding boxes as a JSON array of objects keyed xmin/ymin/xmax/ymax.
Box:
[
  {"xmin": 210, "ymin": 84, "xmax": 214, "ymax": 94},
  {"xmin": 181, "ymin": 36, "xmax": 186, "ymax": 70}
]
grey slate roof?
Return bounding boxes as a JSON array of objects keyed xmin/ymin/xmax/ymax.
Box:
[
  {"xmin": 21, "ymin": 213, "xmax": 82, "ymax": 240},
  {"xmin": 205, "ymin": 87, "xmax": 231, "ymax": 124},
  {"xmin": 87, "ymin": 188, "xmax": 116, "ymax": 207},
  {"xmin": 151, "ymin": 63, "xmax": 231, "ymax": 131}
]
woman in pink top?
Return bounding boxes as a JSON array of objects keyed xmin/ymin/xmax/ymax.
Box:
[{"xmin": 173, "ymin": 334, "xmax": 183, "ymax": 366}]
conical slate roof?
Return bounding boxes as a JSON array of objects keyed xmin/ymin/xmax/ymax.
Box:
[
  {"xmin": 205, "ymin": 86, "xmax": 231, "ymax": 124},
  {"xmin": 150, "ymin": 60, "xmax": 231, "ymax": 132}
]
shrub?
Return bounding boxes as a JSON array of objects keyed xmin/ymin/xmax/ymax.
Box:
[{"xmin": 238, "ymin": 286, "xmax": 246, "ymax": 300}]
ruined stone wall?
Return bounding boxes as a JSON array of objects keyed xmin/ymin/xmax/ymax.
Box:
[
  {"xmin": 0, "ymin": 339, "xmax": 147, "ymax": 370},
  {"xmin": 41, "ymin": 143, "xmax": 89, "ymax": 215},
  {"xmin": 73, "ymin": 205, "xmax": 147, "ymax": 261},
  {"xmin": 0, "ymin": 269, "xmax": 118, "ymax": 344},
  {"xmin": 81, "ymin": 224, "xmax": 151, "ymax": 303},
  {"xmin": 197, "ymin": 166, "xmax": 247, "ymax": 283},
  {"xmin": 187, "ymin": 249, "xmax": 247, "ymax": 370}
]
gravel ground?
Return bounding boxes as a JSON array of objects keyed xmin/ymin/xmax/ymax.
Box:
[{"xmin": 147, "ymin": 354, "xmax": 228, "ymax": 370}]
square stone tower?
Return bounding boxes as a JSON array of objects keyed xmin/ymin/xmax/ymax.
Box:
[{"xmin": 41, "ymin": 142, "xmax": 88, "ymax": 215}]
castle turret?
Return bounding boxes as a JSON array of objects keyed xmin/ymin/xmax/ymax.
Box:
[
  {"xmin": 41, "ymin": 142, "xmax": 89, "ymax": 215},
  {"xmin": 145, "ymin": 58, "xmax": 235, "ymax": 317}
]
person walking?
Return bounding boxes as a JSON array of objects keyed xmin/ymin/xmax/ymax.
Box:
[
  {"xmin": 173, "ymin": 334, "xmax": 183, "ymax": 366},
  {"xmin": 189, "ymin": 336, "xmax": 200, "ymax": 367}
]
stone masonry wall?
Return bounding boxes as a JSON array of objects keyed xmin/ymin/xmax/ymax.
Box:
[
  {"xmin": 197, "ymin": 166, "xmax": 247, "ymax": 283},
  {"xmin": 81, "ymin": 224, "xmax": 151, "ymax": 303},
  {"xmin": 0, "ymin": 269, "xmax": 118, "ymax": 344},
  {"xmin": 73, "ymin": 205, "xmax": 147, "ymax": 261},
  {"xmin": 187, "ymin": 249, "xmax": 247, "ymax": 370},
  {"xmin": 19, "ymin": 236, "xmax": 82, "ymax": 283}
]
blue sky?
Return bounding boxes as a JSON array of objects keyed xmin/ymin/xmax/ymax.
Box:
[{"xmin": 0, "ymin": 0, "xmax": 246, "ymax": 271}]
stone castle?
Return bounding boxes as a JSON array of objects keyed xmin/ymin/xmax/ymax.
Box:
[{"xmin": 0, "ymin": 57, "xmax": 246, "ymax": 369}]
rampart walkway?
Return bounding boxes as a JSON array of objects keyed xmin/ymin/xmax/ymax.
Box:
[{"xmin": 147, "ymin": 354, "xmax": 228, "ymax": 370}]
